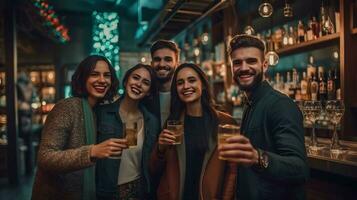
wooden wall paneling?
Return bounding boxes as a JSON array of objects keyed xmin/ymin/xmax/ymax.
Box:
[{"xmin": 340, "ymin": 0, "xmax": 357, "ymax": 138}]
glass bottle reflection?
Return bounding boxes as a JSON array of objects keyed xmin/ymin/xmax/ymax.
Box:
[
  {"xmin": 325, "ymin": 100, "xmax": 346, "ymax": 153},
  {"xmin": 303, "ymin": 100, "xmax": 325, "ymax": 151}
]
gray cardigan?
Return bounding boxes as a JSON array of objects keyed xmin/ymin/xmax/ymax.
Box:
[{"xmin": 32, "ymin": 97, "xmax": 95, "ymax": 200}]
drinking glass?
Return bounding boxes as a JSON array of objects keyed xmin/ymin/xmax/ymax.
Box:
[
  {"xmin": 167, "ymin": 120, "xmax": 184, "ymax": 145},
  {"xmin": 108, "ymin": 121, "xmax": 138, "ymax": 159},
  {"xmin": 325, "ymin": 100, "xmax": 345, "ymax": 153},
  {"xmin": 303, "ymin": 100, "xmax": 324, "ymax": 151},
  {"xmin": 123, "ymin": 121, "xmax": 138, "ymax": 148},
  {"xmin": 217, "ymin": 124, "xmax": 240, "ymax": 160}
]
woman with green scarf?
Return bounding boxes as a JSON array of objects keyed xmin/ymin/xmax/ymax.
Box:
[{"xmin": 32, "ymin": 55, "xmax": 122, "ymax": 200}]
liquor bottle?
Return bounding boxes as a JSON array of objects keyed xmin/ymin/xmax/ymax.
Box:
[
  {"xmin": 307, "ymin": 75, "xmax": 312, "ymax": 100},
  {"xmin": 282, "ymin": 25, "xmax": 289, "ymax": 47},
  {"xmin": 334, "ymin": 69, "xmax": 341, "ymax": 100},
  {"xmin": 311, "ymin": 16, "xmax": 320, "ymax": 39},
  {"xmin": 310, "ymin": 74, "xmax": 319, "ymax": 101},
  {"xmin": 318, "ymin": 67, "xmax": 327, "ymax": 101},
  {"xmin": 294, "ymin": 71, "xmax": 302, "ymax": 101},
  {"xmin": 306, "ymin": 19, "xmax": 314, "ymax": 41},
  {"xmin": 295, "ymin": 88, "xmax": 302, "ymax": 101},
  {"xmin": 290, "ymin": 68, "xmax": 298, "ymax": 98},
  {"xmin": 327, "ymin": 69, "xmax": 336, "ymax": 100},
  {"xmin": 320, "ymin": 6, "xmax": 328, "ymax": 36},
  {"xmin": 288, "ymin": 72, "xmax": 297, "ymax": 98},
  {"xmin": 273, "ymin": 27, "xmax": 284, "ymax": 50},
  {"xmin": 336, "ymin": 88, "xmax": 341, "ymax": 100},
  {"xmin": 320, "ymin": 4, "xmax": 335, "ymax": 35},
  {"xmin": 307, "ymin": 56, "xmax": 317, "ymax": 78},
  {"xmin": 273, "ymin": 72, "xmax": 281, "ymax": 91},
  {"xmin": 288, "ymin": 26, "xmax": 296, "ymax": 45},
  {"xmin": 297, "ymin": 20, "xmax": 305, "ymax": 43},
  {"xmin": 300, "ymin": 72, "xmax": 308, "ymax": 100},
  {"xmin": 279, "ymin": 76, "xmax": 285, "ymax": 93}
]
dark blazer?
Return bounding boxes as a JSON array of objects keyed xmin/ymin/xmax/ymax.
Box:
[
  {"xmin": 237, "ymin": 81, "xmax": 309, "ymax": 200},
  {"xmin": 95, "ymin": 99, "xmax": 161, "ymax": 199}
]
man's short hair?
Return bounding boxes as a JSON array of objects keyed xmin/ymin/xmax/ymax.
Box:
[
  {"xmin": 228, "ymin": 34, "xmax": 266, "ymax": 57},
  {"xmin": 150, "ymin": 39, "xmax": 180, "ymax": 59}
]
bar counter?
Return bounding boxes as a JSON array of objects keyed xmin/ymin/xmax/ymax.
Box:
[
  {"xmin": 305, "ymin": 137, "xmax": 357, "ymax": 199},
  {"xmin": 305, "ymin": 137, "xmax": 357, "ymax": 178}
]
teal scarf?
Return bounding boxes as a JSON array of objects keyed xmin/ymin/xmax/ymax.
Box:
[{"xmin": 82, "ymin": 98, "xmax": 96, "ymax": 200}]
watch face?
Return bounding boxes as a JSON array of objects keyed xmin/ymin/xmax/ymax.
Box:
[{"xmin": 262, "ymin": 152, "xmax": 269, "ymax": 168}]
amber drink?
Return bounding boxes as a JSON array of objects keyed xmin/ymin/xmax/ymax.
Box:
[
  {"xmin": 218, "ymin": 124, "xmax": 240, "ymax": 160},
  {"xmin": 167, "ymin": 120, "xmax": 184, "ymax": 145}
]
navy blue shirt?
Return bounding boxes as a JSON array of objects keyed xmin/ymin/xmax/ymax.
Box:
[{"xmin": 237, "ymin": 81, "xmax": 309, "ymax": 200}]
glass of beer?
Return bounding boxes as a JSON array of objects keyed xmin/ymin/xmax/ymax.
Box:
[
  {"xmin": 108, "ymin": 134, "xmax": 122, "ymax": 159},
  {"xmin": 218, "ymin": 124, "xmax": 240, "ymax": 160},
  {"xmin": 167, "ymin": 120, "xmax": 184, "ymax": 145},
  {"xmin": 123, "ymin": 121, "xmax": 138, "ymax": 148}
]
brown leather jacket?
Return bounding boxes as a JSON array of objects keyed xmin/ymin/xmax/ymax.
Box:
[{"xmin": 149, "ymin": 111, "xmax": 237, "ymax": 200}]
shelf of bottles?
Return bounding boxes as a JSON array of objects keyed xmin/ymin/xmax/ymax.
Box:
[
  {"xmin": 256, "ymin": 2, "xmax": 340, "ymax": 57},
  {"xmin": 29, "ymin": 70, "xmax": 56, "ymax": 125},
  {"xmin": 270, "ymin": 55, "xmax": 340, "ymax": 128},
  {"xmin": 254, "ymin": 2, "xmax": 341, "ymax": 131}
]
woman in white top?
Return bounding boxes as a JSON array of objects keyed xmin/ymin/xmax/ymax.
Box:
[{"xmin": 95, "ymin": 63, "xmax": 160, "ymax": 200}]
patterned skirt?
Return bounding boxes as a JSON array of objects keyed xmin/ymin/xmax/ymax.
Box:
[{"xmin": 118, "ymin": 177, "xmax": 145, "ymax": 200}]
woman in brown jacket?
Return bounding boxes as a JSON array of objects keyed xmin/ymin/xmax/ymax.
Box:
[
  {"xmin": 31, "ymin": 55, "xmax": 127, "ymax": 200},
  {"xmin": 150, "ymin": 63, "xmax": 237, "ymax": 200}
]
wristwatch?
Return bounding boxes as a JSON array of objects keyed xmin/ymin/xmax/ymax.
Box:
[{"xmin": 256, "ymin": 148, "xmax": 269, "ymax": 170}]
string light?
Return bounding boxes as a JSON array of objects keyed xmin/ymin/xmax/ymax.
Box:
[
  {"xmin": 91, "ymin": 11, "xmax": 120, "ymax": 74},
  {"xmin": 30, "ymin": 0, "xmax": 70, "ymax": 43}
]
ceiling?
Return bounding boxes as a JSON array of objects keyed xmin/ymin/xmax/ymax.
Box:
[
  {"xmin": 139, "ymin": 0, "xmax": 229, "ymax": 46},
  {"xmin": 47, "ymin": 0, "xmax": 229, "ymax": 48},
  {"xmin": 1, "ymin": 0, "xmax": 231, "ymax": 54},
  {"xmin": 48, "ymin": 0, "xmax": 164, "ymax": 21}
]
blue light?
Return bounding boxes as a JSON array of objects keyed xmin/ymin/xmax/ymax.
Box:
[{"xmin": 92, "ymin": 11, "xmax": 120, "ymax": 80}]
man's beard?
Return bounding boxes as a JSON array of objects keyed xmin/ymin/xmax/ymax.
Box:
[
  {"xmin": 155, "ymin": 66, "xmax": 175, "ymax": 84},
  {"xmin": 234, "ymin": 69, "xmax": 263, "ymax": 92}
]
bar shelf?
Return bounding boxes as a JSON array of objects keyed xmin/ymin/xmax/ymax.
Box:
[{"xmin": 276, "ymin": 33, "xmax": 340, "ymax": 57}]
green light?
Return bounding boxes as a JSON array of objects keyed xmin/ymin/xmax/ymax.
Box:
[
  {"xmin": 92, "ymin": 11, "xmax": 120, "ymax": 77},
  {"xmin": 119, "ymin": 89, "xmax": 124, "ymax": 95}
]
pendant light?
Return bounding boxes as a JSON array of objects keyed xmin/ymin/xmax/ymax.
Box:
[
  {"xmin": 265, "ymin": 29, "xmax": 279, "ymax": 66},
  {"xmin": 283, "ymin": 0, "xmax": 293, "ymax": 17},
  {"xmin": 258, "ymin": 0, "xmax": 273, "ymax": 18},
  {"xmin": 243, "ymin": 15, "xmax": 255, "ymax": 35}
]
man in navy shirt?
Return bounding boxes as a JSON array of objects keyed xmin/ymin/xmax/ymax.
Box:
[{"xmin": 219, "ymin": 34, "xmax": 309, "ymax": 200}]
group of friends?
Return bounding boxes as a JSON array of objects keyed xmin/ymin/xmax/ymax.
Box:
[{"xmin": 31, "ymin": 34, "xmax": 309, "ymax": 200}]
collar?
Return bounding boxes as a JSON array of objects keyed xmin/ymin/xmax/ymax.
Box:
[
  {"xmin": 100, "ymin": 97, "xmax": 152, "ymax": 122},
  {"xmin": 245, "ymin": 80, "xmax": 272, "ymax": 107}
]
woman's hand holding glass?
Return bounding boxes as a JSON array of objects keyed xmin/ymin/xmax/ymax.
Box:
[
  {"xmin": 157, "ymin": 129, "xmax": 176, "ymax": 153},
  {"xmin": 90, "ymin": 138, "xmax": 128, "ymax": 159}
]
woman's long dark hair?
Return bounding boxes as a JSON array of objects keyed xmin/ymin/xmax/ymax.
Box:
[
  {"xmin": 169, "ymin": 63, "xmax": 217, "ymax": 121},
  {"xmin": 168, "ymin": 63, "xmax": 218, "ymax": 152},
  {"xmin": 71, "ymin": 55, "xmax": 119, "ymax": 101},
  {"xmin": 122, "ymin": 63, "xmax": 158, "ymax": 106}
]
